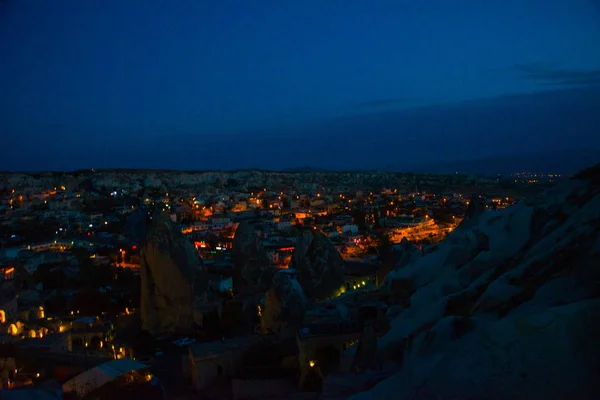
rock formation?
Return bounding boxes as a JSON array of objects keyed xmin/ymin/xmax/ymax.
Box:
[
  {"xmin": 260, "ymin": 269, "xmax": 308, "ymax": 336},
  {"xmin": 461, "ymin": 193, "xmax": 487, "ymax": 227},
  {"xmin": 347, "ymin": 170, "xmax": 600, "ymax": 399},
  {"xmin": 394, "ymin": 238, "xmax": 424, "ymax": 269},
  {"xmin": 353, "ymin": 321, "xmax": 378, "ymax": 371},
  {"xmin": 140, "ymin": 212, "xmax": 206, "ymax": 335},
  {"xmin": 231, "ymin": 221, "xmax": 272, "ymax": 292},
  {"xmin": 291, "ymin": 229, "xmax": 345, "ymax": 301}
]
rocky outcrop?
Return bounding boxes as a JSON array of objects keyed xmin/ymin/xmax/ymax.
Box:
[
  {"xmin": 376, "ymin": 238, "xmax": 423, "ymax": 287},
  {"xmin": 231, "ymin": 221, "xmax": 272, "ymax": 292},
  {"xmin": 290, "ymin": 229, "xmax": 345, "ymax": 301},
  {"xmin": 261, "ymin": 269, "xmax": 307, "ymax": 336},
  {"xmin": 353, "ymin": 321, "xmax": 378, "ymax": 370},
  {"xmin": 393, "ymin": 238, "xmax": 423, "ymax": 268},
  {"xmin": 140, "ymin": 212, "xmax": 206, "ymax": 335},
  {"xmin": 348, "ymin": 170, "xmax": 600, "ymax": 399},
  {"xmin": 573, "ymin": 161, "xmax": 600, "ymax": 184}
]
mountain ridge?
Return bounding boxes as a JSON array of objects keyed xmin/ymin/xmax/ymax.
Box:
[{"xmin": 1, "ymin": 149, "xmax": 597, "ymax": 176}]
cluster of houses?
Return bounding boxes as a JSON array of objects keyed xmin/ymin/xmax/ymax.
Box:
[{"xmin": 0, "ymin": 171, "xmax": 525, "ymax": 396}]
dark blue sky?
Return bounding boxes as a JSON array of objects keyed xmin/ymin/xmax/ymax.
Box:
[{"xmin": 1, "ymin": 0, "xmax": 600, "ymax": 171}]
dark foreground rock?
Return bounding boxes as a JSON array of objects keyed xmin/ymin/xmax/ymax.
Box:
[
  {"xmin": 291, "ymin": 229, "xmax": 345, "ymax": 301},
  {"xmin": 140, "ymin": 212, "xmax": 206, "ymax": 335},
  {"xmin": 348, "ymin": 169, "xmax": 600, "ymax": 399},
  {"xmin": 231, "ymin": 221, "xmax": 272, "ymax": 293}
]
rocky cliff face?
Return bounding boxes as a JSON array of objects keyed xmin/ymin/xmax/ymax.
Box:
[
  {"xmin": 348, "ymin": 171, "xmax": 600, "ymax": 399},
  {"xmin": 140, "ymin": 212, "xmax": 206, "ymax": 335},
  {"xmin": 231, "ymin": 221, "xmax": 272, "ymax": 293},
  {"xmin": 375, "ymin": 237, "xmax": 423, "ymax": 287},
  {"xmin": 291, "ymin": 229, "xmax": 345, "ymax": 301},
  {"xmin": 260, "ymin": 269, "xmax": 308, "ymax": 336}
]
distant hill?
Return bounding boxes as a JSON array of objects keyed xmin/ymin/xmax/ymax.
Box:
[
  {"xmin": 281, "ymin": 166, "xmax": 331, "ymax": 173},
  {"xmin": 415, "ymin": 149, "xmax": 600, "ymax": 176}
]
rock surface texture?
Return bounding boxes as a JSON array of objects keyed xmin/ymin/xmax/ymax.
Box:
[
  {"xmin": 140, "ymin": 212, "xmax": 206, "ymax": 335},
  {"xmin": 291, "ymin": 229, "xmax": 345, "ymax": 301},
  {"xmin": 231, "ymin": 221, "xmax": 272, "ymax": 292},
  {"xmin": 261, "ymin": 269, "xmax": 308, "ymax": 336},
  {"xmin": 348, "ymin": 168, "xmax": 600, "ymax": 399}
]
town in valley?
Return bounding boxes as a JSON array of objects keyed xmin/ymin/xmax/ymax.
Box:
[{"xmin": 0, "ymin": 168, "xmax": 567, "ymax": 399}]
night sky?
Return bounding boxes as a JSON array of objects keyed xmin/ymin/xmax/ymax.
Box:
[{"xmin": 1, "ymin": 0, "xmax": 600, "ymax": 171}]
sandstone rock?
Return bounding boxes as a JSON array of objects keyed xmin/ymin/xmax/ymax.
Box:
[
  {"xmin": 349, "ymin": 168, "xmax": 600, "ymax": 400},
  {"xmin": 388, "ymin": 277, "xmax": 415, "ymax": 299},
  {"xmin": 291, "ymin": 229, "xmax": 345, "ymax": 301},
  {"xmin": 444, "ymin": 228, "xmax": 489, "ymax": 269},
  {"xmin": 377, "ymin": 238, "xmax": 423, "ymax": 287},
  {"xmin": 424, "ymin": 300, "xmax": 600, "ymax": 399},
  {"xmin": 231, "ymin": 221, "xmax": 272, "ymax": 292},
  {"xmin": 352, "ymin": 300, "xmax": 600, "ymax": 400},
  {"xmin": 353, "ymin": 321, "xmax": 378, "ymax": 370},
  {"xmin": 140, "ymin": 212, "xmax": 206, "ymax": 335},
  {"xmin": 462, "ymin": 194, "xmax": 487, "ymax": 226},
  {"xmin": 261, "ymin": 269, "xmax": 307, "ymax": 336},
  {"xmin": 395, "ymin": 237, "xmax": 424, "ymax": 269}
]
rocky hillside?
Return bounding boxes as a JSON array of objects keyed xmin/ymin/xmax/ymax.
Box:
[
  {"xmin": 291, "ymin": 229, "xmax": 345, "ymax": 301},
  {"xmin": 349, "ymin": 169, "xmax": 600, "ymax": 399},
  {"xmin": 261, "ymin": 269, "xmax": 308, "ymax": 336},
  {"xmin": 140, "ymin": 212, "xmax": 206, "ymax": 335},
  {"xmin": 231, "ymin": 221, "xmax": 272, "ymax": 293}
]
